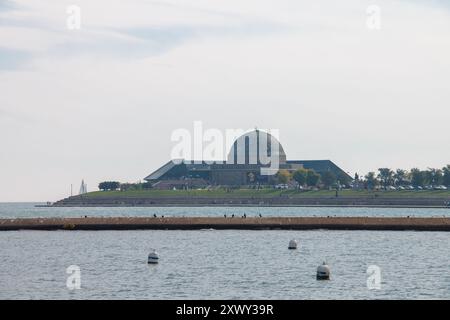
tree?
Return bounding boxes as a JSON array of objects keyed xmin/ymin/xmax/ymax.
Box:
[
  {"xmin": 119, "ymin": 183, "xmax": 134, "ymax": 191},
  {"xmin": 247, "ymin": 172, "xmax": 256, "ymax": 183},
  {"xmin": 321, "ymin": 171, "xmax": 336, "ymax": 188},
  {"xmin": 393, "ymin": 169, "xmax": 408, "ymax": 186},
  {"xmin": 306, "ymin": 170, "xmax": 321, "ymax": 187},
  {"xmin": 98, "ymin": 182, "xmax": 108, "ymax": 191},
  {"xmin": 377, "ymin": 168, "xmax": 394, "ymax": 189},
  {"xmin": 426, "ymin": 168, "xmax": 443, "ymax": 186},
  {"xmin": 337, "ymin": 172, "xmax": 351, "ymax": 187},
  {"xmin": 142, "ymin": 182, "xmax": 153, "ymax": 189},
  {"xmin": 292, "ymin": 168, "xmax": 308, "ymax": 186},
  {"xmin": 98, "ymin": 181, "xmax": 121, "ymax": 191},
  {"xmin": 410, "ymin": 168, "xmax": 425, "ymax": 187},
  {"xmin": 365, "ymin": 172, "xmax": 378, "ymax": 190},
  {"xmin": 443, "ymin": 165, "xmax": 450, "ymax": 187},
  {"xmin": 276, "ymin": 170, "xmax": 291, "ymax": 184}
]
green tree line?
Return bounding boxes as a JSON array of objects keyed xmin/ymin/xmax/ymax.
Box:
[
  {"xmin": 363, "ymin": 165, "xmax": 450, "ymax": 189},
  {"xmin": 276, "ymin": 168, "xmax": 351, "ymax": 188},
  {"xmin": 98, "ymin": 181, "xmax": 154, "ymax": 191}
]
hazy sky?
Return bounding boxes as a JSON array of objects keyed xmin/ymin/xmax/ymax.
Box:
[{"xmin": 1, "ymin": 0, "xmax": 449, "ymax": 202}]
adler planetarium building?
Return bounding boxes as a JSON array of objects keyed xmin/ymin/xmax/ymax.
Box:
[{"xmin": 145, "ymin": 130, "xmax": 350, "ymax": 188}]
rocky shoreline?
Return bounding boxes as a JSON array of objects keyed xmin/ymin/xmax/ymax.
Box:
[{"xmin": 48, "ymin": 195, "xmax": 450, "ymax": 208}]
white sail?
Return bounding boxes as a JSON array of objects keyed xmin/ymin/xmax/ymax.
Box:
[{"xmin": 79, "ymin": 179, "xmax": 87, "ymax": 195}]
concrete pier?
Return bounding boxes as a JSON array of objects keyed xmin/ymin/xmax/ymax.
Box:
[{"xmin": 0, "ymin": 217, "xmax": 449, "ymax": 231}]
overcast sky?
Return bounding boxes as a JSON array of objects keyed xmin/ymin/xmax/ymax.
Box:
[{"xmin": 0, "ymin": 0, "xmax": 449, "ymax": 202}]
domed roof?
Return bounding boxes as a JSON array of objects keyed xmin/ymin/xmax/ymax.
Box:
[{"xmin": 227, "ymin": 130, "xmax": 286, "ymax": 165}]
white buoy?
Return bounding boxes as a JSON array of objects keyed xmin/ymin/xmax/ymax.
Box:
[
  {"xmin": 288, "ymin": 239, "xmax": 298, "ymax": 250},
  {"xmin": 316, "ymin": 262, "xmax": 330, "ymax": 280},
  {"xmin": 148, "ymin": 249, "xmax": 159, "ymax": 264}
]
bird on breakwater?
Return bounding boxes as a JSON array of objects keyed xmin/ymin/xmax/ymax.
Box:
[
  {"xmin": 224, "ymin": 214, "xmax": 227, "ymax": 218},
  {"xmin": 231, "ymin": 214, "xmax": 235, "ymax": 218},
  {"xmin": 259, "ymin": 214, "xmax": 262, "ymax": 218}
]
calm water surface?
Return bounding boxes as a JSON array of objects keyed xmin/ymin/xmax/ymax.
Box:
[
  {"xmin": 0, "ymin": 203, "xmax": 449, "ymax": 299},
  {"xmin": 0, "ymin": 229, "xmax": 449, "ymax": 299}
]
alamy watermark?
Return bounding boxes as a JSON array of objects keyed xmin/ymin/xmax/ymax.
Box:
[
  {"xmin": 170, "ymin": 121, "xmax": 281, "ymax": 175},
  {"xmin": 366, "ymin": 265, "xmax": 382, "ymax": 290},
  {"xmin": 66, "ymin": 265, "xmax": 81, "ymax": 290},
  {"xmin": 366, "ymin": 5, "xmax": 381, "ymax": 30},
  {"xmin": 66, "ymin": 5, "xmax": 81, "ymax": 30}
]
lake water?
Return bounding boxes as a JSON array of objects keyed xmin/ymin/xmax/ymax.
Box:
[
  {"xmin": 0, "ymin": 229, "xmax": 449, "ymax": 299},
  {"xmin": 0, "ymin": 203, "xmax": 449, "ymax": 300},
  {"xmin": 1, "ymin": 203, "xmax": 449, "ymax": 219}
]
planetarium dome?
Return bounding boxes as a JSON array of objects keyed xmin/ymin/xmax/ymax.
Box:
[{"xmin": 226, "ymin": 129, "xmax": 287, "ymax": 165}]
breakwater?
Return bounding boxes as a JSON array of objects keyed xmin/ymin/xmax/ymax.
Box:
[{"xmin": 1, "ymin": 217, "xmax": 449, "ymax": 231}]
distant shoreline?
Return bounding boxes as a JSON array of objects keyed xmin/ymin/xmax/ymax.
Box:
[
  {"xmin": 49, "ymin": 196, "xmax": 450, "ymax": 209},
  {"xmin": 1, "ymin": 217, "xmax": 449, "ymax": 231},
  {"xmin": 38, "ymin": 204, "xmax": 449, "ymax": 208},
  {"xmin": 43, "ymin": 189, "xmax": 450, "ymax": 208}
]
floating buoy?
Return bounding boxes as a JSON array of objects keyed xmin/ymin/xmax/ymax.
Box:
[
  {"xmin": 316, "ymin": 262, "xmax": 330, "ymax": 280},
  {"xmin": 288, "ymin": 239, "xmax": 298, "ymax": 250},
  {"xmin": 148, "ymin": 249, "xmax": 159, "ymax": 264}
]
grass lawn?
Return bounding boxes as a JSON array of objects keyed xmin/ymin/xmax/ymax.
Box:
[{"xmin": 83, "ymin": 189, "xmax": 450, "ymax": 198}]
